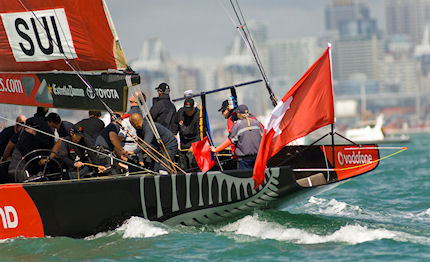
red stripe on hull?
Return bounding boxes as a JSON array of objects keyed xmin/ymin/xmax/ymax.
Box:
[
  {"xmin": 0, "ymin": 184, "xmax": 44, "ymax": 239},
  {"xmin": 322, "ymin": 145, "xmax": 380, "ymax": 180}
]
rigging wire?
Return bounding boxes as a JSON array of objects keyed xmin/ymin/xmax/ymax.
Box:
[
  {"xmin": 293, "ymin": 147, "xmax": 408, "ymax": 173},
  {"xmin": 233, "ymin": 0, "xmax": 269, "ymax": 83},
  {"xmin": 9, "ymin": 2, "xmax": 174, "ymax": 174},
  {"xmin": 17, "ymin": 0, "xmax": 123, "ymax": 119},
  {"xmin": 13, "ymin": 0, "xmax": 154, "ymax": 173},
  {"xmin": 134, "ymin": 93, "xmax": 179, "ymax": 173},
  {"xmin": 219, "ymin": 0, "xmax": 278, "ymax": 107},
  {"xmin": 0, "ymin": 115, "xmax": 147, "ymax": 172}
]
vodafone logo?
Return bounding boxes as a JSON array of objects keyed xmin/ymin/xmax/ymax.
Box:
[
  {"xmin": 0, "ymin": 206, "xmax": 18, "ymax": 229},
  {"xmin": 337, "ymin": 151, "xmax": 372, "ymax": 166}
]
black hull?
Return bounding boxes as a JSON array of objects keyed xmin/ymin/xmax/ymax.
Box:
[
  {"xmin": 0, "ymin": 144, "xmax": 380, "ymax": 239},
  {"xmin": 1, "ymin": 166, "xmax": 307, "ymax": 239}
]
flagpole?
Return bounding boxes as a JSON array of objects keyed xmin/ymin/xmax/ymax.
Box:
[
  {"xmin": 331, "ymin": 124, "xmax": 335, "ymax": 169},
  {"xmin": 328, "ymin": 43, "xmax": 336, "ymax": 169}
]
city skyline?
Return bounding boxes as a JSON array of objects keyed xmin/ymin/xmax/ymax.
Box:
[{"xmin": 107, "ymin": 0, "xmax": 384, "ymax": 61}]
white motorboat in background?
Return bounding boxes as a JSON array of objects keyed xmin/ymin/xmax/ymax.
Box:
[{"xmin": 345, "ymin": 114, "xmax": 410, "ymax": 144}]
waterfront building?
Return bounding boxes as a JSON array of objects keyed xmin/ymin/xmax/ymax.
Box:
[{"xmin": 385, "ymin": 0, "xmax": 430, "ymax": 45}]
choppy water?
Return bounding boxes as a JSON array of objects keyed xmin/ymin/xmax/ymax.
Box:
[{"xmin": 1, "ymin": 134, "xmax": 429, "ymax": 261}]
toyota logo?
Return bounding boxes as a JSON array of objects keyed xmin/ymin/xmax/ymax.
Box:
[{"xmin": 86, "ymin": 86, "xmax": 96, "ymax": 99}]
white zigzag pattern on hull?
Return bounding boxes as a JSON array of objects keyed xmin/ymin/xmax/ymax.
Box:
[{"xmin": 137, "ymin": 168, "xmax": 283, "ymax": 225}]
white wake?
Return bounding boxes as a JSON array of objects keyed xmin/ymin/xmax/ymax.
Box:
[
  {"xmin": 85, "ymin": 216, "xmax": 168, "ymax": 240},
  {"xmin": 218, "ymin": 214, "xmax": 430, "ymax": 245}
]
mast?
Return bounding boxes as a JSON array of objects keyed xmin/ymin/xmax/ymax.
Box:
[{"xmin": 227, "ymin": 0, "xmax": 278, "ymax": 107}]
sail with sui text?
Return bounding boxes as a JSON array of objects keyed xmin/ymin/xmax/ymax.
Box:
[{"xmin": 0, "ymin": 0, "xmax": 139, "ymax": 111}]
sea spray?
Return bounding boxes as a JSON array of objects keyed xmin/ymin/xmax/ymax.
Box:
[
  {"xmin": 117, "ymin": 217, "xmax": 168, "ymax": 238},
  {"xmin": 217, "ymin": 213, "xmax": 426, "ymax": 245}
]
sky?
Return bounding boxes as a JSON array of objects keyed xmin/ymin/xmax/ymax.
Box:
[{"xmin": 106, "ymin": 0, "xmax": 385, "ymax": 62}]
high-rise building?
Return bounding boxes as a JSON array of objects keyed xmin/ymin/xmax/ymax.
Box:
[
  {"xmin": 325, "ymin": 0, "xmax": 378, "ymax": 38},
  {"xmin": 385, "ymin": 0, "xmax": 430, "ymax": 44},
  {"xmin": 265, "ymin": 38, "xmax": 321, "ymax": 97},
  {"xmin": 332, "ymin": 35, "xmax": 384, "ymax": 82}
]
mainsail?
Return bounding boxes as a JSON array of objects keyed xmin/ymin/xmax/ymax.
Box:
[{"xmin": 0, "ymin": 0, "xmax": 139, "ymax": 112}]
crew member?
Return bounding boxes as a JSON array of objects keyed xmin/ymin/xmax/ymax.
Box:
[
  {"xmin": 212, "ymin": 105, "xmax": 263, "ymax": 169},
  {"xmin": 214, "ymin": 98, "xmax": 238, "ymax": 155},
  {"xmin": 95, "ymin": 113, "xmax": 126, "ymax": 158},
  {"xmin": 76, "ymin": 111, "xmax": 105, "ymax": 140},
  {"xmin": 0, "ymin": 115, "xmax": 26, "ymax": 159},
  {"xmin": 26, "ymin": 107, "xmax": 55, "ymax": 151},
  {"xmin": 8, "ymin": 107, "xmax": 55, "ymax": 182},
  {"xmin": 149, "ymin": 82, "xmax": 176, "ymax": 132},
  {"xmin": 172, "ymin": 97, "xmax": 200, "ymax": 171},
  {"xmin": 129, "ymin": 113, "xmax": 178, "ymax": 173},
  {"xmin": 46, "ymin": 112, "xmax": 74, "ymax": 138},
  {"xmin": 119, "ymin": 92, "xmax": 144, "ymax": 152},
  {"xmin": 0, "ymin": 115, "xmax": 26, "ymax": 183},
  {"xmin": 219, "ymin": 98, "xmax": 238, "ymax": 133},
  {"xmin": 58, "ymin": 124, "xmax": 102, "ymax": 179}
]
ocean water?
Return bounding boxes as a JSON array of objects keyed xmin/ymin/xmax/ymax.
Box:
[{"xmin": 1, "ymin": 134, "xmax": 429, "ymax": 261}]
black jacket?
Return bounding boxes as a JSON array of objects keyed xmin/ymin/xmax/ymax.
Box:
[
  {"xmin": 58, "ymin": 121, "xmax": 74, "ymax": 138},
  {"xmin": 172, "ymin": 108, "xmax": 201, "ymax": 149},
  {"xmin": 134, "ymin": 120, "xmax": 177, "ymax": 152},
  {"xmin": 16, "ymin": 113, "xmax": 55, "ymax": 156},
  {"xmin": 76, "ymin": 117, "xmax": 105, "ymax": 140},
  {"xmin": 150, "ymin": 94, "xmax": 176, "ymax": 132},
  {"xmin": 58, "ymin": 134, "xmax": 96, "ymax": 170},
  {"xmin": 0, "ymin": 126, "xmax": 15, "ymax": 156}
]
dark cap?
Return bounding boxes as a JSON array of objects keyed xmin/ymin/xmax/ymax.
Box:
[
  {"xmin": 155, "ymin": 82, "xmax": 170, "ymax": 92},
  {"xmin": 218, "ymin": 100, "xmax": 229, "ymax": 112},
  {"xmin": 183, "ymin": 98, "xmax": 195, "ymax": 112},
  {"xmin": 71, "ymin": 124, "xmax": 84, "ymax": 135},
  {"xmin": 25, "ymin": 118, "xmax": 39, "ymax": 128},
  {"xmin": 237, "ymin": 104, "xmax": 249, "ymax": 114},
  {"xmin": 45, "ymin": 112, "xmax": 61, "ymax": 124}
]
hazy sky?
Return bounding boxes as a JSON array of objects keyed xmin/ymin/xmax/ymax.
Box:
[{"xmin": 106, "ymin": 0, "xmax": 384, "ymax": 61}]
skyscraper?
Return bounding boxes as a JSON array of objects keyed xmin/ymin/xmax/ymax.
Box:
[
  {"xmin": 325, "ymin": 0, "xmax": 378, "ymax": 38},
  {"xmin": 333, "ymin": 35, "xmax": 384, "ymax": 81},
  {"xmin": 325, "ymin": 0, "xmax": 382, "ymax": 82},
  {"xmin": 385, "ymin": 0, "xmax": 430, "ymax": 44}
]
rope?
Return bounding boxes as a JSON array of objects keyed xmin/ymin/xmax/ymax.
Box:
[
  {"xmin": 0, "ymin": 115, "xmax": 146, "ymax": 171},
  {"xmin": 334, "ymin": 147, "xmax": 407, "ymax": 172},
  {"xmin": 293, "ymin": 147, "xmax": 408, "ymax": 172},
  {"xmin": 115, "ymin": 118, "xmax": 176, "ymax": 173},
  {"xmin": 117, "ymin": 116, "xmax": 183, "ymax": 174},
  {"xmin": 18, "ymin": 0, "xmax": 132, "ymax": 131},
  {"xmin": 134, "ymin": 93, "xmax": 180, "ymax": 173}
]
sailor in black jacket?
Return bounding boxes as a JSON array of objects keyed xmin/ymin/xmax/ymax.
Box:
[
  {"xmin": 149, "ymin": 83, "xmax": 176, "ymax": 132},
  {"xmin": 45, "ymin": 112, "xmax": 74, "ymax": 138},
  {"xmin": 8, "ymin": 107, "xmax": 55, "ymax": 182},
  {"xmin": 130, "ymin": 113, "xmax": 178, "ymax": 173},
  {"xmin": 58, "ymin": 124, "xmax": 100, "ymax": 179},
  {"xmin": 171, "ymin": 97, "xmax": 200, "ymax": 171},
  {"xmin": 76, "ymin": 111, "xmax": 105, "ymax": 140}
]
